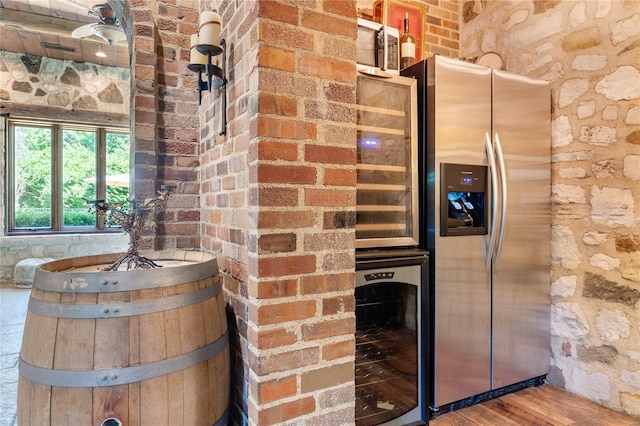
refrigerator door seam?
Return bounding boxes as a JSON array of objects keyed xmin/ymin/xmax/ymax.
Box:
[{"xmin": 484, "ymin": 132, "xmax": 499, "ymax": 272}]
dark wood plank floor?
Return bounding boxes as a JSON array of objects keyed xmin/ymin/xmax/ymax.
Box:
[{"xmin": 430, "ymin": 384, "xmax": 639, "ymax": 425}]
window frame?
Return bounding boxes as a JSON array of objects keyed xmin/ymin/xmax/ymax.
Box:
[{"xmin": 6, "ymin": 118, "xmax": 130, "ymax": 235}]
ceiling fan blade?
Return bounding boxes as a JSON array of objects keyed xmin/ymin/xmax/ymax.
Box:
[
  {"xmin": 71, "ymin": 23, "xmax": 95, "ymax": 39},
  {"xmin": 91, "ymin": 24, "xmax": 126, "ymax": 45}
]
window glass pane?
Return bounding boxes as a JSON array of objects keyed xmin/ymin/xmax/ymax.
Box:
[
  {"xmin": 14, "ymin": 126, "xmax": 52, "ymax": 229},
  {"xmin": 63, "ymin": 129, "xmax": 96, "ymax": 227},
  {"xmin": 106, "ymin": 132, "xmax": 130, "ymax": 226}
]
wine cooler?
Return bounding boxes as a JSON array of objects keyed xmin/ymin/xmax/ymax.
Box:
[
  {"xmin": 355, "ymin": 249, "xmax": 428, "ymax": 426},
  {"xmin": 356, "ymin": 71, "xmax": 419, "ymax": 249}
]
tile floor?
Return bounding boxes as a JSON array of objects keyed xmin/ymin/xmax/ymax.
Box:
[{"xmin": 0, "ymin": 282, "xmax": 30, "ymax": 426}]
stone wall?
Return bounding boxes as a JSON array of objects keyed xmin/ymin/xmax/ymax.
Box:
[
  {"xmin": 460, "ymin": 0, "xmax": 640, "ymax": 418},
  {"xmin": 0, "ymin": 51, "xmax": 130, "ymax": 115},
  {"xmin": 0, "ymin": 234, "xmax": 129, "ymax": 283},
  {"xmin": 0, "ymin": 51, "xmax": 131, "ymax": 281}
]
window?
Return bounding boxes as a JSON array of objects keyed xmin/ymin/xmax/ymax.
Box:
[{"xmin": 6, "ymin": 119, "xmax": 130, "ymax": 234}]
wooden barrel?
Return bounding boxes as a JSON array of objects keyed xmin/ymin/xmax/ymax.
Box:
[{"xmin": 17, "ymin": 251, "xmax": 229, "ymax": 426}]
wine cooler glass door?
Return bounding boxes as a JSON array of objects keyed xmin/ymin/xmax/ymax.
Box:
[{"xmin": 356, "ymin": 73, "xmax": 418, "ymax": 249}]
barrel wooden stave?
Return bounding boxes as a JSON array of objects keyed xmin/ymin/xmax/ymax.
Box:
[{"xmin": 18, "ymin": 252, "xmax": 228, "ymax": 426}]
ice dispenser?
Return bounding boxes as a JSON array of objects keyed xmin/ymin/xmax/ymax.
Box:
[{"xmin": 440, "ymin": 163, "xmax": 487, "ymax": 236}]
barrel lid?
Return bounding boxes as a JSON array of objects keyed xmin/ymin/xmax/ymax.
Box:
[{"xmin": 33, "ymin": 251, "xmax": 218, "ymax": 293}]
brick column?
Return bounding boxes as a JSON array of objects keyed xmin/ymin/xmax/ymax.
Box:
[
  {"xmin": 117, "ymin": 0, "xmax": 201, "ymax": 251},
  {"xmin": 200, "ymin": 0, "xmax": 358, "ymax": 424}
]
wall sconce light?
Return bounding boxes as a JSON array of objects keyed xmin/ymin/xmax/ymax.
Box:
[{"xmin": 188, "ymin": 10, "xmax": 227, "ymax": 135}]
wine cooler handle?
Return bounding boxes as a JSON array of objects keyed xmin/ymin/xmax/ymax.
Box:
[
  {"xmin": 494, "ymin": 133, "xmax": 508, "ymax": 266},
  {"xmin": 484, "ymin": 132, "xmax": 499, "ymax": 272}
]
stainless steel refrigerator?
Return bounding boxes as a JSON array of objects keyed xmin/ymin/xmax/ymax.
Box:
[{"xmin": 402, "ymin": 56, "xmax": 551, "ymax": 414}]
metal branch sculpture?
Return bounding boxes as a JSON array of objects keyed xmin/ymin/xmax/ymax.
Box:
[{"xmin": 87, "ymin": 186, "xmax": 174, "ymax": 271}]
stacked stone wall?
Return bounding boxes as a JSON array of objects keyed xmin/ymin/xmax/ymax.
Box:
[
  {"xmin": 0, "ymin": 52, "xmax": 131, "ymax": 281},
  {"xmin": 0, "ymin": 51, "xmax": 130, "ymax": 114},
  {"xmin": 460, "ymin": 0, "xmax": 639, "ymax": 418}
]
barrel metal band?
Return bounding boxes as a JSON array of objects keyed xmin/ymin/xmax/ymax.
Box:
[
  {"xmin": 214, "ymin": 410, "xmax": 228, "ymax": 426},
  {"xmin": 33, "ymin": 257, "xmax": 218, "ymax": 293},
  {"xmin": 19, "ymin": 331, "xmax": 228, "ymax": 388},
  {"xmin": 28, "ymin": 283, "xmax": 221, "ymax": 318}
]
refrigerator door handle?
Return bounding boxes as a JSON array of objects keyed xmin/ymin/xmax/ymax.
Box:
[
  {"xmin": 494, "ymin": 132, "xmax": 508, "ymax": 265},
  {"xmin": 484, "ymin": 132, "xmax": 499, "ymax": 271}
]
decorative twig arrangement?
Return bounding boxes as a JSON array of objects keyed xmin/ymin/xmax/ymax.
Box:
[{"xmin": 87, "ymin": 186, "xmax": 174, "ymax": 271}]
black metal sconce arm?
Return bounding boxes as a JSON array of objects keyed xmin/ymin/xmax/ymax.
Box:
[{"xmin": 189, "ymin": 39, "xmax": 227, "ymax": 136}]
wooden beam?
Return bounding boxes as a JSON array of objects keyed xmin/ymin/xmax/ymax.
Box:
[
  {"xmin": 0, "ymin": 102, "xmax": 130, "ymax": 128},
  {"xmin": 0, "ymin": 8, "xmax": 85, "ymax": 37}
]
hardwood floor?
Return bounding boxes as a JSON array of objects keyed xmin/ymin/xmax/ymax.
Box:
[{"xmin": 430, "ymin": 384, "xmax": 639, "ymax": 425}]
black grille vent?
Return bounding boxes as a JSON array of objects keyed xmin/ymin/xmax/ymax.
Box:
[{"xmin": 41, "ymin": 42, "xmax": 76, "ymax": 52}]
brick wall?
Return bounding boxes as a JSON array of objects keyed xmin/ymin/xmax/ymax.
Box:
[
  {"xmin": 356, "ymin": 0, "xmax": 460, "ymax": 57},
  {"xmin": 120, "ymin": 0, "xmax": 459, "ymax": 423},
  {"xmin": 120, "ymin": 0, "xmax": 201, "ymax": 252},
  {"xmin": 199, "ymin": 0, "xmax": 358, "ymax": 424}
]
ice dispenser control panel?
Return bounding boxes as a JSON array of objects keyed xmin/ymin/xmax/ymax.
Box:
[{"xmin": 440, "ymin": 163, "xmax": 488, "ymax": 236}]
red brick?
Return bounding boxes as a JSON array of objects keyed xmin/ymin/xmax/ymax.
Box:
[
  {"xmin": 157, "ymin": 223, "xmax": 198, "ymax": 235},
  {"xmin": 258, "ymin": 210, "xmax": 318, "ymax": 229},
  {"xmin": 254, "ymin": 187, "xmax": 299, "ymax": 207},
  {"xmin": 258, "ymin": 376, "xmax": 297, "ymax": 404},
  {"xmin": 301, "ymin": 273, "xmax": 355, "ymax": 294},
  {"xmin": 323, "ymin": 295, "xmax": 355, "ymax": 315},
  {"xmin": 135, "ymin": 110, "xmax": 156, "ymax": 125},
  {"xmin": 250, "ymin": 140, "xmax": 299, "ymax": 162},
  {"xmin": 258, "ymin": 233, "xmax": 297, "ymax": 253},
  {"xmin": 305, "ymin": 188, "xmax": 355, "ymax": 207},
  {"xmin": 302, "ymin": 10, "xmax": 356, "ymax": 39},
  {"xmin": 258, "ymin": 45, "xmax": 295, "ymax": 72},
  {"xmin": 250, "ymin": 347, "xmax": 320, "ymax": 376},
  {"xmin": 255, "ymin": 300, "xmax": 316, "ymax": 325},
  {"xmin": 299, "ymin": 54, "xmax": 356, "ymax": 83},
  {"xmin": 322, "ymin": 338, "xmax": 355, "ymax": 361},
  {"xmin": 429, "ymin": 25, "xmax": 450, "ymax": 38},
  {"xmin": 324, "ymin": 168, "xmax": 356, "ymax": 186},
  {"xmin": 221, "ymin": 175, "xmax": 235, "ymax": 190},
  {"xmin": 323, "ymin": 0, "xmax": 357, "ymax": 18},
  {"xmin": 177, "ymin": 210, "xmax": 200, "ymax": 221},
  {"xmin": 323, "ymin": 211, "xmax": 356, "ymax": 230},
  {"xmin": 442, "ymin": 19, "xmax": 459, "ymax": 30},
  {"xmin": 258, "ymin": 92, "xmax": 298, "ymax": 117},
  {"xmin": 259, "ymin": 0, "xmax": 299, "ymax": 25},
  {"xmin": 256, "ymin": 117, "xmax": 316, "ymax": 140},
  {"xmin": 156, "ymin": 17, "xmax": 177, "ymax": 31},
  {"xmin": 258, "ymin": 396, "xmax": 315, "ymax": 424},
  {"xmin": 250, "ymin": 327, "xmax": 298, "ymax": 350},
  {"xmin": 135, "ymin": 94, "xmax": 155, "ymax": 109},
  {"xmin": 305, "ymin": 144, "xmax": 356, "ymax": 165},
  {"xmin": 157, "ymin": 74, "xmax": 178, "ymax": 87},
  {"xmin": 257, "ymin": 164, "xmax": 317, "ymax": 185},
  {"xmin": 258, "ymin": 254, "xmax": 316, "ymax": 277},
  {"xmin": 302, "ymin": 317, "xmax": 355, "ymax": 341},
  {"xmin": 260, "ymin": 21, "xmax": 314, "ymax": 51},
  {"xmin": 249, "ymin": 278, "xmax": 298, "ymax": 299},
  {"xmin": 300, "ymin": 362, "xmax": 353, "ymax": 393}
]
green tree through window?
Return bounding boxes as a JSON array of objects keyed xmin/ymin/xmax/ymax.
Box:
[{"xmin": 7, "ymin": 120, "xmax": 130, "ymax": 233}]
